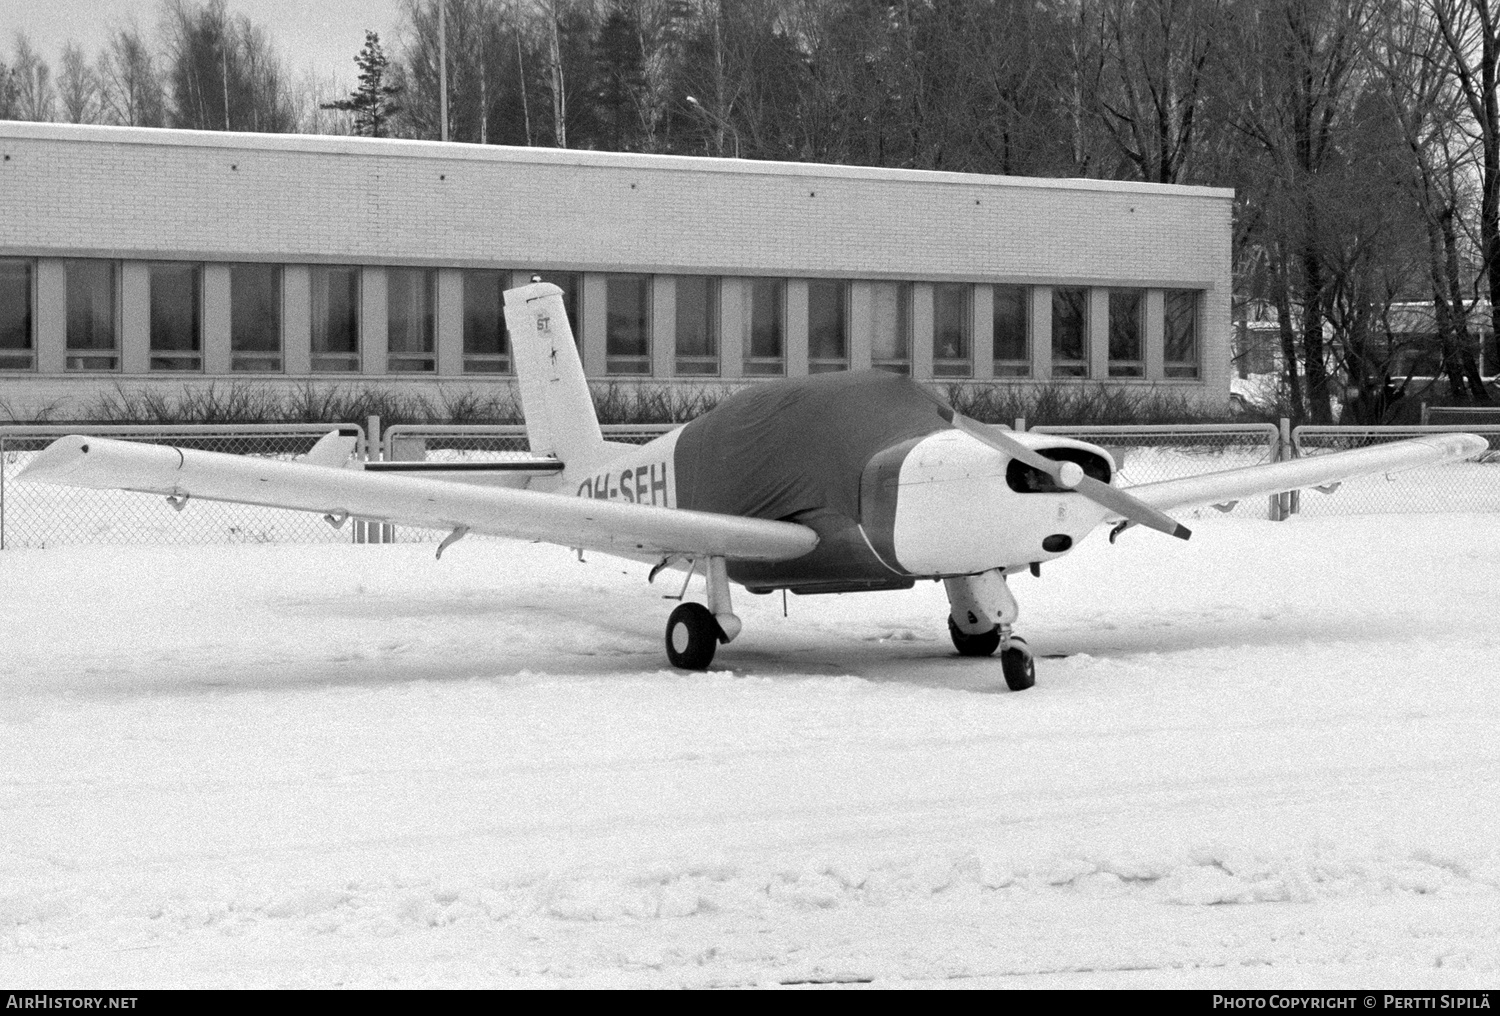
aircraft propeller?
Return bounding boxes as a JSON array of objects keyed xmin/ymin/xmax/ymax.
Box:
[{"xmin": 946, "ymin": 412, "xmax": 1191, "ymax": 541}]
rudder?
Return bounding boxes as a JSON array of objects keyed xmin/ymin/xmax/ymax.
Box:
[{"xmin": 503, "ymin": 281, "xmax": 605, "ymax": 465}]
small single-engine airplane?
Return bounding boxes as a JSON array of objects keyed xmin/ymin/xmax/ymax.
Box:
[{"xmin": 20, "ymin": 281, "xmax": 1488, "ymax": 689}]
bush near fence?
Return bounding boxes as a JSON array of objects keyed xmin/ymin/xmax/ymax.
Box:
[{"xmin": 6, "ymin": 379, "xmax": 1271, "ymax": 429}]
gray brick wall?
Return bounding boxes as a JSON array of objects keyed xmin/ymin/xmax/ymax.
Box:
[
  {"xmin": 0, "ymin": 122, "xmax": 1233, "ymax": 418},
  {"xmin": 0, "ymin": 124, "xmax": 1229, "ymax": 285}
]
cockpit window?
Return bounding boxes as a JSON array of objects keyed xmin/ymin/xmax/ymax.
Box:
[{"xmin": 1006, "ymin": 448, "xmax": 1112, "ymax": 493}]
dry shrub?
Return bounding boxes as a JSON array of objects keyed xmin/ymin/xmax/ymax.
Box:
[{"xmin": 7, "ymin": 377, "xmax": 1245, "ymax": 428}]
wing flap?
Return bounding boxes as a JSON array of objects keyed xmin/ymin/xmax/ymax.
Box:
[
  {"xmin": 363, "ymin": 460, "xmax": 564, "ymax": 489},
  {"xmin": 1125, "ymin": 433, "xmax": 1488, "ymax": 515},
  {"xmin": 19, "ymin": 435, "xmax": 819, "ymax": 562}
]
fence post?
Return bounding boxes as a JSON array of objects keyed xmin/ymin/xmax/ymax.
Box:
[
  {"xmin": 1268, "ymin": 418, "xmax": 1289, "ymax": 521},
  {"xmin": 1013, "ymin": 416, "xmax": 1026, "ymax": 433},
  {"xmin": 1277, "ymin": 417, "xmax": 1301, "ymax": 519},
  {"xmin": 365, "ymin": 414, "xmax": 391, "ymax": 544}
]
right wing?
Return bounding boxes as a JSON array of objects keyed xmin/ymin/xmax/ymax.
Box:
[
  {"xmin": 19, "ymin": 435, "xmax": 819, "ymax": 562},
  {"xmin": 1123, "ymin": 432, "xmax": 1488, "ymax": 514}
]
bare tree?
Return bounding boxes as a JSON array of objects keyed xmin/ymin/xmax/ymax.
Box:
[
  {"xmin": 1430, "ymin": 0, "xmax": 1500, "ymax": 386},
  {"xmin": 1232, "ymin": 0, "xmax": 1377, "ymax": 424},
  {"xmin": 0, "ymin": 57, "xmax": 16, "ymax": 119},
  {"xmin": 58, "ymin": 42, "xmax": 101, "ymax": 123},
  {"xmin": 1090, "ymin": 0, "xmax": 1229, "ymax": 184},
  {"xmin": 293, "ymin": 66, "xmax": 355, "ymax": 135},
  {"xmin": 98, "ymin": 24, "xmax": 167, "ymax": 127},
  {"xmin": 161, "ymin": 0, "xmax": 295, "ymax": 132},
  {"xmin": 11, "ymin": 34, "xmax": 57, "ymax": 122},
  {"xmin": 1369, "ymin": 0, "xmax": 1490, "ymax": 407}
]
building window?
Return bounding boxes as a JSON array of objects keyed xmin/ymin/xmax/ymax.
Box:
[
  {"xmin": 933, "ymin": 283, "xmax": 971, "ymax": 378},
  {"xmin": 1052, "ymin": 286, "xmax": 1089, "ymax": 377},
  {"xmin": 230, "ymin": 264, "xmax": 282, "ymax": 372},
  {"xmin": 388, "ymin": 267, "xmax": 436, "ymax": 373},
  {"xmin": 528, "ymin": 271, "xmax": 582, "ymax": 347},
  {"xmin": 744, "ymin": 278, "xmax": 785, "ymax": 376},
  {"xmin": 1165, "ymin": 289, "xmax": 1200, "ymax": 378},
  {"xmin": 807, "ymin": 279, "xmax": 849, "ymax": 373},
  {"xmin": 605, "ymin": 273, "xmax": 651, "ymax": 375},
  {"xmin": 311, "ymin": 266, "xmax": 360, "ymax": 372},
  {"xmin": 148, "ymin": 263, "xmax": 202, "ymax": 371},
  {"xmin": 1108, "ymin": 289, "xmax": 1144, "ymax": 378},
  {"xmin": 64, "ymin": 259, "xmax": 118, "ymax": 371},
  {"xmin": 675, "ymin": 275, "xmax": 719, "ymax": 375},
  {"xmin": 872, "ymin": 281, "xmax": 912, "ymax": 375},
  {"xmin": 463, "ymin": 269, "xmax": 509, "ymax": 373},
  {"xmin": 871, "ymin": 281, "xmax": 911, "ymax": 375},
  {"xmin": 993, "ymin": 285, "xmax": 1030, "ymax": 377},
  {"xmin": 0, "ymin": 259, "xmax": 34, "ymax": 371}
]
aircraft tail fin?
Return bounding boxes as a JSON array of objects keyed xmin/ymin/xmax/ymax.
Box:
[{"xmin": 503, "ymin": 281, "xmax": 605, "ymax": 465}]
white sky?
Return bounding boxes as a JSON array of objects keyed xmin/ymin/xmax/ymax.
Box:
[{"xmin": 0, "ymin": 0, "xmax": 402, "ymax": 81}]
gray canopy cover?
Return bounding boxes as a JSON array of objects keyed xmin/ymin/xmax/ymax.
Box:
[{"xmin": 673, "ymin": 369, "xmax": 952, "ymax": 524}]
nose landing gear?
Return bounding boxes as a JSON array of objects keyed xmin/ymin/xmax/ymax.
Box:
[
  {"xmin": 944, "ymin": 569, "xmax": 1036, "ymax": 691},
  {"xmin": 998, "ymin": 636, "xmax": 1036, "ymax": 692}
]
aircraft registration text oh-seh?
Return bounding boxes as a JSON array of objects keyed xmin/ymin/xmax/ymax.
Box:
[{"xmin": 20, "ymin": 281, "xmax": 1489, "ymax": 689}]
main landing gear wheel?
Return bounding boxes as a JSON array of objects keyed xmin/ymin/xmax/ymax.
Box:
[
  {"xmin": 666, "ymin": 602, "xmax": 722, "ymax": 670},
  {"xmin": 1000, "ymin": 636, "xmax": 1036, "ymax": 692},
  {"xmin": 948, "ymin": 617, "xmax": 1001, "ymax": 657}
]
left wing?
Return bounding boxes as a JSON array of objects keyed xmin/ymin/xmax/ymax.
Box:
[
  {"xmin": 18, "ymin": 435, "xmax": 819, "ymax": 562},
  {"xmin": 1123, "ymin": 432, "xmax": 1488, "ymax": 514}
]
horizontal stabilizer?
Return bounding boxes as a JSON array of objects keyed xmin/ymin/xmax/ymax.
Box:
[
  {"xmin": 299, "ymin": 430, "xmax": 360, "ymax": 469},
  {"xmin": 20, "ymin": 436, "xmax": 819, "ymax": 563}
]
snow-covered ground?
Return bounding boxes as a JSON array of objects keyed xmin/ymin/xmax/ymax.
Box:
[{"xmin": 3, "ymin": 514, "xmax": 1499, "ymax": 988}]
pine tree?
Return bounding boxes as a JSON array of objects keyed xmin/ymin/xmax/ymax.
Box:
[{"xmin": 322, "ymin": 31, "xmax": 402, "ymax": 137}]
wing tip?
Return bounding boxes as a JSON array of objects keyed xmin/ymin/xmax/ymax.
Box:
[{"xmin": 15, "ymin": 433, "xmax": 91, "ymax": 483}]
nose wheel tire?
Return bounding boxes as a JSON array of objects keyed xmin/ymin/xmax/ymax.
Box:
[
  {"xmin": 1000, "ymin": 636, "xmax": 1036, "ymax": 692},
  {"xmin": 947, "ymin": 620, "xmax": 1036, "ymax": 691},
  {"xmin": 948, "ymin": 617, "xmax": 1001, "ymax": 657},
  {"xmin": 666, "ymin": 602, "xmax": 722, "ymax": 670}
]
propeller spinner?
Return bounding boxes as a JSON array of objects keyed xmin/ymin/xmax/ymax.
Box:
[{"xmin": 948, "ymin": 413, "xmax": 1191, "ymax": 541}]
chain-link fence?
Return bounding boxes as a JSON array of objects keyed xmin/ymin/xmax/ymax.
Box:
[
  {"xmin": 382, "ymin": 424, "xmax": 674, "ymax": 463},
  {"xmin": 1422, "ymin": 406, "xmax": 1500, "ymax": 426},
  {"xmin": 380, "ymin": 424, "xmax": 675, "ymax": 542},
  {"xmin": 1031, "ymin": 423, "xmax": 1284, "ymax": 520},
  {"xmin": 1291, "ymin": 425, "xmax": 1500, "ymax": 516},
  {"xmin": 7, "ymin": 420, "xmax": 1500, "ymax": 548},
  {"xmin": 0, "ymin": 424, "xmax": 364, "ymax": 549}
]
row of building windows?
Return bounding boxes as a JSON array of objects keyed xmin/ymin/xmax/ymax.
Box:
[{"xmin": 0, "ymin": 259, "xmax": 1201, "ymax": 380}]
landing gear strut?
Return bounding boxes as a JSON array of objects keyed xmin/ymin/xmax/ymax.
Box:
[
  {"xmin": 944, "ymin": 569, "xmax": 1036, "ymax": 691},
  {"xmin": 664, "ymin": 557, "xmax": 741, "ymax": 670}
]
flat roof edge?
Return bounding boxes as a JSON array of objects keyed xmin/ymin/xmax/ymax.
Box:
[{"xmin": 0, "ymin": 120, "xmax": 1237, "ymax": 199}]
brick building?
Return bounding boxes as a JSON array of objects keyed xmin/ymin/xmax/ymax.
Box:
[{"xmin": 0, "ymin": 122, "xmax": 1233, "ymax": 419}]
